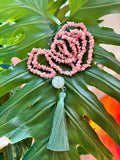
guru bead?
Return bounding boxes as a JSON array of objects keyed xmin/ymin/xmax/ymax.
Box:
[{"xmin": 52, "ymin": 76, "xmax": 65, "ymax": 89}]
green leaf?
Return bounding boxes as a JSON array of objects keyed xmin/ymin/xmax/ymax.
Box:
[
  {"xmin": 0, "ymin": 138, "xmax": 32, "ymax": 160},
  {"xmin": 69, "ymin": 0, "xmax": 88, "ymax": 16},
  {"xmin": 23, "ymin": 141, "xmax": 80, "ymax": 160},
  {"xmin": 83, "ymin": 64, "xmax": 120, "ymax": 102},
  {"xmin": 0, "ymin": 152, "xmax": 4, "ymax": 160},
  {"xmin": 56, "ymin": 4, "xmax": 69, "ymax": 22},
  {"xmin": 67, "ymin": 0, "xmax": 120, "ymax": 24},
  {"xmin": 0, "ymin": 144, "xmax": 13, "ymax": 160},
  {"xmin": 0, "ymin": 93, "xmax": 10, "ymax": 106},
  {"xmin": 0, "ymin": 60, "xmax": 118, "ymax": 160},
  {"xmin": 0, "ymin": 0, "xmax": 59, "ymax": 63},
  {"xmin": 77, "ymin": 146, "xmax": 89, "ymax": 155},
  {"xmin": 48, "ymin": 0, "xmax": 69, "ymax": 22},
  {"xmin": 11, "ymin": 138, "xmax": 32, "ymax": 160},
  {"xmin": 94, "ymin": 44, "xmax": 120, "ymax": 74},
  {"xmin": 0, "ymin": 0, "xmax": 120, "ymax": 160},
  {"xmin": 64, "ymin": 74, "xmax": 120, "ymax": 146},
  {"xmin": 48, "ymin": 0, "xmax": 67, "ymax": 16},
  {"xmin": 0, "ymin": 61, "xmax": 33, "ymax": 97},
  {"xmin": 88, "ymin": 25, "xmax": 120, "ymax": 46},
  {"xmin": 66, "ymin": 108, "xmax": 113, "ymax": 160}
]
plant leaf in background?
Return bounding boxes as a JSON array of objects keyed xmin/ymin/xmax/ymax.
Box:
[
  {"xmin": 0, "ymin": 0, "xmax": 60, "ymax": 63},
  {"xmin": 0, "ymin": 138, "xmax": 32, "ymax": 160},
  {"xmin": 48, "ymin": 0, "xmax": 69, "ymax": 22},
  {"xmin": 0, "ymin": 0, "xmax": 120, "ymax": 160}
]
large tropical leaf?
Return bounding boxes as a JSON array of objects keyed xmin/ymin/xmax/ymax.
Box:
[
  {"xmin": 0, "ymin": 0, "xmax": 120, "ymax": 160},
  {"xmin": 0, "ymin": 60, "xmax": 117, "ymax": 160},
  {"xmin": 48, "ymin": 0, "xmax": 69, "ymax": 22},
  {"xmin": 0, "ymin": 0, "xmax": 60, "ymax": 63}
]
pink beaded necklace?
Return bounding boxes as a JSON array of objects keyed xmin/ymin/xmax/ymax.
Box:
[{"xmin": 27, "ymin": 22, "xmax": 94, "ymax": 78}]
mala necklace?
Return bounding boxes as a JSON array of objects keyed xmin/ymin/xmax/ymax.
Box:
[
  {"xmin": 27, "ymin": 22, "xmax": 94, "ymax": 78},
  {"xmin": 27, "ymin": 22, "xmax": 94, "ymax": 151}
]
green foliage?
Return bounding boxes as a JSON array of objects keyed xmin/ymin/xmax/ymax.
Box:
[
  {"xmin": 0, "ymin": 0, "xmax": 59, "ymax": 63},
  {"xmin": 0, "ymin": 0, "xmax": 120, "ymax": 160},
  {"xmin": 0, "ymin": 93, "xmax": 11, "ymax": 106},
  {"xmin": 0, "ymin": 138, "xmax": 32, "ymax": 160},
  {"xmin": 77, "ymin": 146, "xmax": 89, "ymax": 155}
]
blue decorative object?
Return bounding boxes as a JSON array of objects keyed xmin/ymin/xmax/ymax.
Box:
[{"xmin": 0, "ymin": 64, "xmax": 10, "ymax": 69}]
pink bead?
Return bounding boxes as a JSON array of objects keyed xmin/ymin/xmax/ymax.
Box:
[
  {"xmin": 28, "ymin": 53, "xmax": 32, "ymax": 56},
  {"xmin": 27, "ymin": 22, "xmax": 94, "ymax": 78}
]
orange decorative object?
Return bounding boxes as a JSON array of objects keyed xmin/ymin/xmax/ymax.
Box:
[{"xmin": 90, "ymin": 95, "xmax": 120, "ymax": 160}]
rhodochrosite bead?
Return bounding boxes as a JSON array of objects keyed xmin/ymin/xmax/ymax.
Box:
[
  {"xmin": 27, "ymin": 22, "xmax": 94, "ymax": 78},
  {"xmin": 52, "ymin": 76, "xmax": 65, "ymax": 89}
]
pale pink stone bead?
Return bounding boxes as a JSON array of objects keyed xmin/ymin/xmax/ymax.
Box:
[{"xmin": 27, "ymin": 22, "xmax": 94, "ymax": 78}]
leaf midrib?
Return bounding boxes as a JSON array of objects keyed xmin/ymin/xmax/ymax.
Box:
[
  {"xmin": 92, "ymin": 32, "xmax": 120, "ymax": 40},
  {"xmin": 81, "ymin": 1, "xmax": 120, "ymax": 11},
  {"xmin": 0, "ymin": 20, "xmax": 50, "ymax": 34},
  {"xmin": 24, "ymin": 102, "xmax": 55, "ymax": 125},
  {"xmin": 65, "ymin": 80, "xmax": 106, "ymax": 116},
  {"xmin": 62, "ymin": 1, "xmax": 120, "ymax": 24},
  {"xmin": 94, "ymin": 51, "xmax": 120, "ymax": 66},
  {"xmin": 26, "ymin": 142, "xmax": 46, "ymax": 160},
  {"xmin": 0, "ymin": 33, "xmax": 54, "ymax": 56},
  {"xmin": 0, "ymin": 71, "xmax": 28, "ymax": 88},
  {"xmin": 0, "ymin": 101, "xmax": 55, "ymax": 131},
  {"xmin": 0, "ymin": 4, "xmax": 46, "ymax": 18},
  {"xmin": 0, "ymin": 3, "xmax": 57, "ymax": 28}
]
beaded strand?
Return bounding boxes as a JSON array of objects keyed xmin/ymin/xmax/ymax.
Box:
[{"xmin": 27, "ymin": 22, "xmax": 94, "ymax": 78}]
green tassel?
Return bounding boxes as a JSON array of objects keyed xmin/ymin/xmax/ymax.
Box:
[{"xmin": 47, "ymin": 91, "xmax": 69, "ymax": 151}]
